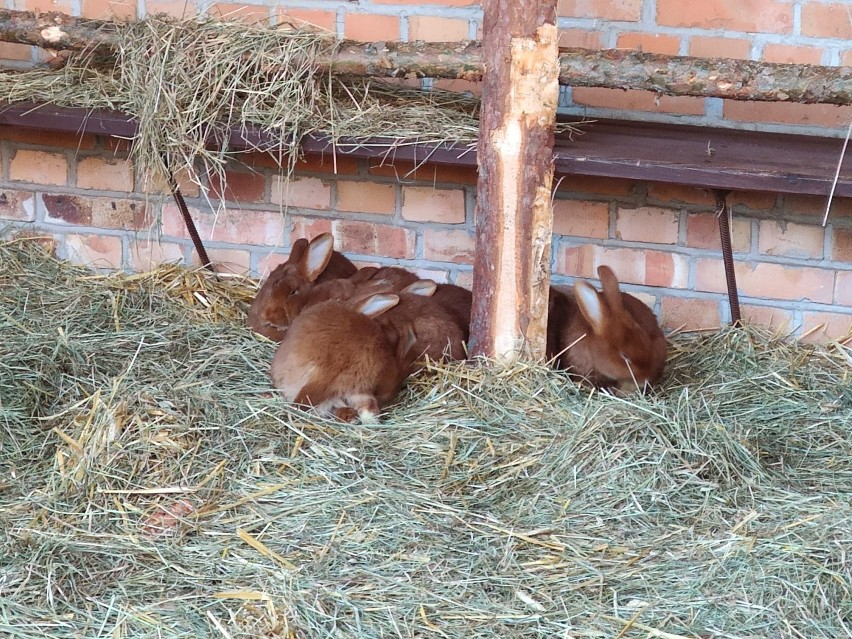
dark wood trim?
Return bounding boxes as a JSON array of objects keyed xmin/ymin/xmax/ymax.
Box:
[{"xmin": 1, "ymin": 101, "xmax": 849, "ymax": 198}]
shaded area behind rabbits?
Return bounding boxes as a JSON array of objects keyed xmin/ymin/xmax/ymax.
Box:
[{"xmin": 0, "ymin": 237, "xmax": 850, "ymax": 639}]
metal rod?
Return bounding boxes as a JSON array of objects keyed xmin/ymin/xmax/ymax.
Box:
[
  {"xmin": 714, "ymin": 189, "xmax": 741, "ymax": 326},
  {"xmin": 162, "ymin": 155, "xmax": 213, "ymax": 272}
]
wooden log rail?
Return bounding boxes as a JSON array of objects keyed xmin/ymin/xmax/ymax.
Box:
[{"xmin": 0, "ymin": 9, "xmax": 851, "ymax": 105}]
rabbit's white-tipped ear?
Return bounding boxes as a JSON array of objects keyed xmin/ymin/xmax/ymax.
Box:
[
  {"xmin": 355, "ymin": 293, "xmax": 399, "ymax": 318},
  {"xmin": 403, "ymin": 280, "xmax": 438, "ymax": 297},
  {"xmin": 574, "ymin": 281, "xmax": 607, "ymax": 336},
  {"xmin": 302, "ymin": 233, "xmax": 335, "ymax": 282}
]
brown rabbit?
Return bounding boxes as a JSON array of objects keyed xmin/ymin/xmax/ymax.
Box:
[
  {"xmin": 247, "ymin": 233, "xmax": 357, "ymax": 341},
  {"xmin": 376, "ymin": 280, "xmax": 467, "ymax": 369},
  {"xmin": 548, "ymin": 265, "xmax": 667, "ymax": 393},
  {"xmin": 270, "ymin": 292, "xmax": 418, "ymax": 423},
  {"xmin": 361, "ymin": 265, "xmax": 420, "ymax": 290},
  {"xmin": 431, "ymin": 283, "xmax": 472, "ymax": 342}
]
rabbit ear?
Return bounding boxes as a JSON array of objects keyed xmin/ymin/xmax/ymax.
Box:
[
  {"xmin": 287, "ymin": 238, "xmax": 309, "ymax": 265},
  {"xmin": 597, "ymin": 265, "xmax": 625, "ymax": 313},
  {"xmin": 302, "ymin": 233, "xmax": 335, "ymax": 282},
  {"xmin": 355, "ymin": 293, "xmax": 400, "ymax": 318},
  {"xmin": 350, "ymin": 266, "xmax": 379, "ymax": 284},
  {"xmin": 574, "ymin": 280, "xmax": 608, "ymax": 336},
  {"xmin": 398, "ymin": 324, "xmax": 418, "ymax": 360},
  {"xmin": 402, "ymin": 280, "xmax": 438, "ymax": 297}
]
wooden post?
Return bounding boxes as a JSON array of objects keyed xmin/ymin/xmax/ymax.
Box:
[{"xmin": 468, "ymin": 0, "xmax": 559, "ymax": 361}]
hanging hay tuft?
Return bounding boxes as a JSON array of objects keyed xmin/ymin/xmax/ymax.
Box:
[
  {"xmin": 0, "ymin": 15, "xmax": 502, "ymax": 190},
  {"xmin": 1, "ymin": 237, "xmax": 850, "ymax": 638}
]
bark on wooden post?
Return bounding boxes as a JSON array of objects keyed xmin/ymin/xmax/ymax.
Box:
[{"xmin": 468, "ymin": 0, "xmax": 559, "ymax": 362}]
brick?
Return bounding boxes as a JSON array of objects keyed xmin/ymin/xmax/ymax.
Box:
[
  {"xmin": 143, "ymin": 1, "xmax": 190, "ymax": 18},
  {"xmin": 162, "ymin": 203, "xmax": 285, "ymax": 246},
  {"xmin": 290, "ymin": 216, "xmax": 334, "ymax": 244},
  {"xmin": 740, "ymin": 304, "xmax": 794, "ymax": 333},
  {"xmin": 782, "ymin": 194, "xmax": 852, "ymax": 219},
  {"xmin": 558, "ymin": 29, "xmax": 604, "ymax": 50},
  {"xmin": 647, "ymin": 183, "xmax": 715, "ymax": 207},
  {"xmin": 615, "ymin": 206, "xmax": 679, "ymax": 244},
  {"xmin": 454, "ymin": 270, "xmax": 474, "ymax": 289},
  {"xmin": 0, "ymin": 190, "xmax": 37, "ymax": 222},
  {"xmin": 372, "ymin": 0, "xmax": 477, "ymax": 5},
  {"xmin": 257, "ymin": 252, "xmax": 290, "ymax": 278},
  {"xmin": 271, "ymin": 176, "xmax": 331, "ymax": 210},
  {"xmin": 552, "ymin": 199, "xmax": 609, "ymax": 239},
  {"xmin": 729, "ymin": 190, "xmax": 777, "ymax": 212},
  {"xmin": 141, "ymin": 166, "xmax": 201, "ymax": 198},
  {"xmin": 762, "ymin": 43, "xmax": 823, "ymax": 65},
  {"xmin": 835, "ymin": 271, "xmax": 852, "ymax": 306},
  {"xmin": 555, "ymin": 175, "xmax": 636, "ymax": 198},
  {"xmin": 278, "ymin": 8, "xmax": 337, "ymax": 32},
  {"xmin": 572, "ymin": 88, "xmax": 706, "ymax": 116},
  {"xmin": 20, "ymin": 0, "xmax": 73, "ymax": 12},
  {"xmin": 616, "ymin": 32, "xmax": 681, "ymax": 55},
  {"xmin": 411, "ymin": 267, "xmax": 449, "ymax": 283},
  {"xmin": 10, "ymin": 150, "xmax": 67, "ymax": 186},
  {"xmin": 433, "ymin": 79, "xmax": 482, "ymax": 96},
  {"xmin": 686, "ymin": 213, "xmax": 751, "ymax": 252},
  {"xmin": 801, "ymin": 3, "xmax": 852, "ymax": 39},
  {"xmin": 368, "ymin": 160, "xmax": 477, "ymax": 185},
  {"xmin": 209, "ymin": 171, "xmax": 266, "ymax": 204},
  {"xmin": 0, "ymin": 126, "xmax": 96, "ymax": 150},
  {"xmin": 832, "ymin": 228, "xmax": 852, "ymax": 263},
  {"xmin": 800, "ymin": 311, "xmax": 852, "ymax": 344},
  {"xmin": 660, "ymin": 296, "xmax": 721, "ymax": 331},
  {"xmin": 688, "ymin": 36, "xmax": 751, "ymax": 60},
  {"xmin": 337, "ymin": 181, "xmax": 396, "ymax": 215},
  {"xmin": 81, "ymin": 0, "xmax": 135, "ymax": 19},
  {"xmin": 294, "ymin": 154, "xmax": 359, "ymax": 175},
  {"xmin": 332, "ymin": 220, "xmax": 415, "ymax": 259},
  {"xmin": 723, "ymin": 101, "xmax": 852, "ymax": 129},
  {"xmin": 76, "ymin": 156, "xmax": 134, "ymax": 192},
  {"xmin": 843, "ymin": 50, "xmax": 852, "ymax": 67},
  {"xmin": 657, "ymin": 0, "xmax": 793, "ymax": 33},
  {"xmin": 401, "ymin": 186, "xmax": 466, "ymax": 223},
  {"xmin": 409, "ymin": 16, "xmax": 469, "ymax": 42},
  {"xmin": 130, "ymin": 239, "xmax": 185, "ymax": 272},
  {"xmin": 694, "ymin": 260, "xmax": 835, "ymax": 303},
  {"xmin": 344, "ymin": 13, "xmax": 400, "ymax": 41},
  {"xmin": 0, "ymin": 42, "xmax": 34, "ymax": 61},
  {"xmin": 557, "ymin": 243, "xmax": 689, "ymax": 288},
  {"xmin": 194, "ymin": 247, "xmax": 251, "ymax": 276},
  {"xmin": 63, "ymin": 234, "xmax": 123, "ymax": 269},
  {"xmin": 209, "ymin": 3, "xmax": 269, "ymax": 23},
  {"xmin": 423, "ymin": 229, "xmax": 475, "ymax": 263},
  {"xmin": 558, "ymin": 0, "xmax": 641, "ymax": 21},
  {"xmin": 758, "ymin": 220, "xmax": 825, "ymax": 259},
  {"xmin": 42, "ymin": 194, "xmax": 150, "ymax": 230}
]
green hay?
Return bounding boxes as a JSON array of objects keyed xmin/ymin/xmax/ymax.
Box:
[{"xmin": 1, "ymin": 237, "xmax": 850, "ymax": 639}]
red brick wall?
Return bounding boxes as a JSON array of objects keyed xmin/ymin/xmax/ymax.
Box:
[{"xmin": 1, "ymin": 128, "xmax": 850, "ymax": 343}]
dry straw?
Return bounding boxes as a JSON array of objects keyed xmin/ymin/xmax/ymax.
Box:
[
  {"xmin": 0, "ymin": 15, "xmax": 488, "ymax": 190},
  {"xmin": 1, "ymin": 237, "xmax": 850, "ymax": 638}
]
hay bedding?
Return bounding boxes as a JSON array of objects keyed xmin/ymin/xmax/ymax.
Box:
[{"xmin": 0, "ymin": 237, "xmax": 850, "ymax": 639}]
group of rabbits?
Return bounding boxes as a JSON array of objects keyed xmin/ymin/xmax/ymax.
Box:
[{"xmin": 248, "ymin": 233, "xmax": 667, "ymax": 422}]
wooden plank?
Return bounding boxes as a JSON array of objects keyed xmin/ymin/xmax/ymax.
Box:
[{"xmin": 0, "ymin": 102, "xmax": 848, "ymax": 198}]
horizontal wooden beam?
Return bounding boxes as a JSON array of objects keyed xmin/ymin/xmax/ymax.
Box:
[
  {"xmin": 1, "ymin": 101, "xmax": 849, "ymax": 198},
  {"xmin": 1, "ymin": 9, "xmax": 851, "ymax": 105}
]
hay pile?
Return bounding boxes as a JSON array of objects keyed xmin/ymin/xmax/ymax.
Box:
[
  {"xmin": 1, "ymin": 237, "xmax": 850, "ymax": 639},
  {"xmin": 0, "ymin": 15, "xmax": 483, "ymax": 189}
]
